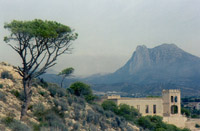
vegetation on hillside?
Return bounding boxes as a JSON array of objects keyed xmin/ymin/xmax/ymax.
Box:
[
  {"xmin": 181, "ymin": 97, "xmax": 200, "ymax": 118},
  {"xmin": 102, "ymin": 100, "xmax": 190, "ymax": 131},
  {"xmin": 0, "ymin": 66, "xmax": 136, "ymax": 130}
]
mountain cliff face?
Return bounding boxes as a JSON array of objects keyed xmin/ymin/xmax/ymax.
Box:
[{"xmin": 88, "ymin": 44, "xmax": 200, "ymax": 96}]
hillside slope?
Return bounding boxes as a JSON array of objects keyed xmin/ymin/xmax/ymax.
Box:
[{"xmin": 0, "ymin": 62, "xmax": 138, "ymax": 131}]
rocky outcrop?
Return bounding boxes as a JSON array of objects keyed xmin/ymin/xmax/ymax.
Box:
[{"xmin": 87, "ymin": 44, "xmax": 200, "ymax": 96}]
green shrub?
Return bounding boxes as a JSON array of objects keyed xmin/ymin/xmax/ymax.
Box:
[
  {"xmin": 116, "ymin": 104, "xmax": 140, "ymax": 122},
  {"xmin": 196, "ymin": 124, "xmax": 200, "ymax": 128},
  {"xmin": 11, "ymin": 89, "xmax": 20, "ymax": 98},
  {"xmin": 2, "ymin": 114, "xmax": 31, "ymax": 131},
  {"xmin": 76, "ymin": 97, "xmax": 86, "ymax": 107},
  {"xmin": 74, "ymin": 109, "xmax": 81, "ymax": 120},
  {"xmin": 73, "ymin": 123, "xmax": 80, "ymax": 130},
  {"xmin": 9, "ymin": 120, "xmax": 31, "ymax": 131},
  {"xmin": 33, "ymin": 102, "xmax": 46, "ymax": 121},
  {"xmin": 19, "ymin": 90, "xmax": 25, "ymax": 101},
  {"xmin": 85, "ymin": 94, "xmax": 95, "ymax": 103},
  {"xmin": 12, "ymin": 90, "xmax": 25, "ymax": 101},
  {"xmin": 102, "ymin": 100, "xmax": 118, "ymax": 113},
  {"xmin": 0, "ymin": 84, "xmax": 3, "ymax": 88},
  {"xmin": 104, "ymin": 111, "xmax": 115, "ymax": 118},
  {"xmin": 100, "ymin": 121, "xmax": 108, "ymax": 130},
  {"xmin": 181, "ymin": 108, "xmax": 191, "ymax": 117},
  {"xmin": 53, "ymin": 98, "xmax": 68, "ymax": 111},
  {"xmin": 70, "ymin": 82, "xmax": 92, "ymax": 96},
  {"xmin": 39, "ymin": 78, "xmax": 48, "ymax": 88},
  {"xmin": 92, "ymin": 104, "xmax": 104, "ymax": 114},
  {"xmin": 0, "ymin": 91, "xmax": 6, "ymax": 102},
  {"xmin": 48, "ymin": 84, "xmax": 66, "ymax": 97},
  {"xmin": 1, "ymin": 71, "xmax": 13, "ymax": 80},
  {"xmin": 87, "ymin": 109, "xmax": 95, "ymax": 123},
  {"xmin": 44, "ymin": 112, "xmax": 67, "ymax": 130},
  {"xmin": 38, "ymin": 90, "xmax": 48, "ymax": 97},
  {"xmin": 67, "ymin": 96, "xmax": 73, "ymax": 106}
]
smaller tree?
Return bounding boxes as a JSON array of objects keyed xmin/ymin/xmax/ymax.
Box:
[
  {"xmin": 58, "ymin": 67, "xmax": 74, "ymax": 88},
  {"xmin": 69, "ymin": 82, "xmax": 95, "ymax": 102},
  {"xmin": 70, "ymin": 82, "xmax": 92, "ymax": 96}
]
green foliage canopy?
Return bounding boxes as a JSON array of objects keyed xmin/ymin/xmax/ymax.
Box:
[
  {"xmin": 4, "ymin": 19, "xmax": 77, "ymax": 40},
  {"xmin": 70, "ymin": 82, "xmax": 92, "ymax": 96},
  {"xmin": 101, "ymin": 100, "xmax": 118, "ymax": 113},
  {"xmin": 69, "ymin": 82, "xmax": 95, "ymax": 102},
  {"xmin": 58, "ymin": 68, "xmax": 74, "ymax": 76},
  {"xmin": 116, "ymin": 104, "xmax": 140, "ymax": 122}
]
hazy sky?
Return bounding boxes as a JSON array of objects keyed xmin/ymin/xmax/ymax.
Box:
[{"xmin": 0, "ymin": 0, "xmax": 200, "ymax": 77}]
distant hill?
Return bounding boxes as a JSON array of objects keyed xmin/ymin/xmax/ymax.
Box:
[{"xmin": 86, "ymin": 44, "xmax": 200, "ymax": 97}]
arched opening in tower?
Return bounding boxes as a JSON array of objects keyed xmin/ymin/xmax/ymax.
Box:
[{"xmin": 171, "ymin": 105, "xmax": 178, "ymax": 114}]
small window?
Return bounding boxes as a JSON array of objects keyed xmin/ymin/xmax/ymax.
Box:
[
  {"xmin": 171, "ymin": 96, "xmax": 174, "ymax": 102},
  {"xmin": 145, "ymin": 105, "xmax": 149, "ymax": 113},
  {"xmin": 175, "ymin": 96, "xmax": 178, "ymax": 102},
  {"xmin": 153, "ymin": 105, "xmax": 156, "ymax": 114}
]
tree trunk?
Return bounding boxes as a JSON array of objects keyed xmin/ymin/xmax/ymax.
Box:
[
  {"xmin": 20, "ymin": 78, "xmax": 32, "ymax": 120},
  {"xmin": 61, "ymin": 76, "xmax": 65, "ymax": 88}
]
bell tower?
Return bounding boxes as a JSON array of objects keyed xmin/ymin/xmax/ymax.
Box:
[{"xmin": 162, "ymin": 89, "xmax": 181, "ymax": 116}]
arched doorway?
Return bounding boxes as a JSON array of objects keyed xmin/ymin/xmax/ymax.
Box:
[{"xmin": 171, "ymin": 105, "xmax": 178, "ymax": 114}]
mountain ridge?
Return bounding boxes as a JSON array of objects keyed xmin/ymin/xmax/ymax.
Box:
[{"xmin": 86, "ymin": 44, "xmax": 200, "ymax": 96}]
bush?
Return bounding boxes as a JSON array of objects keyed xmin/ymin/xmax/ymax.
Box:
[
  {"xmin": 44, "ymin": 112, "xmax": 68, "ymax": 130},
  {"xmin": 87, "ymin": 109, "xmax": 95, "ymax": 123},
  {"xmin": 38, "ymin": 90, "xmax": 48, "ymax": 97},
  {"xmin": 116, "ymin": 104, "xmax": 140, "ymax": 122},
  {"xmin": 0, "ymin": 84, "xmax": 3, "ymax": 88},
  {"xmin": 74, "ymin": 109, "xmax": 81, "ymax": 120},
  {"xmin": 89, "ymin": 124, "xmax": 98, "ymax": 131},
  {"xmin": 11, "ymin": 89, "xmax": 20, "ymax": 98},
  {"xmin": 73, "ymin": 123, "xmax": 80, "ymax": 130},
  {"xmin": 38, "ymin": 78, "xmax": 48, "ymax": 88},
  {"xmin": 181, "ymin": 108, "xmax": 191, "ymax": 117},
  {"xmin": 70, "ymin": 82, "xmax": 92, "ymax": 96},
  {"xmin": 2, "ymin": 114, "xmax": 31, "ymax": 131},
  {"xmin": 104, "ymin": 111, "xmax": 115, "ymax": 118},
  {"xmin": 92, "ymin": 104, "xmax": 104, "ymax": 114},
  {"xmin": 102, "ymin": 100, "xmax": 118, "ymax": 113},
  {"xmin": 85, "ymin": 94, "xmax": 95, "ymax": 103},
  {"xmin": 0, "ymin": 91, "xmax": 6, "ymax": 102},
  {"xmin": 196, "ymin": 124, "xmax": 200, "ymax": 128},
  {"xmin": 1, "ymin": 71, "xmax": 13, "ymax": 80},
  {"xmin": 48, "ymin": 84, "xmax": 66, "ymax": 97},
  {"xmin": 33, "ymin": 102, "xmax": 46, "ymax": 121},
  {"xmin": 67, "ymin": 96, "xmax": 73, "ymax": 106},
  {"xmin": 19, "ymin": 90, "xmax": 25, "ymax": 101},
  {"xmin": 53, "ymin": 98, "xmax": 68, "ymax": 111},
  {"xmin": 9, "ymin": 120, "xmax": 31, "ymax": 131},
  {"xmin": 76, "ymin": 97, "xmax": 86, "ymax": 107},
  {"xmin": 100, "ymin": 121, "xmax": 108, "ymax": 130}
]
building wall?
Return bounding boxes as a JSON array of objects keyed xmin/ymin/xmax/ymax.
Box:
[
  {"xmin": 106, "ymin": 90, "xmax": 192, "ymax": 129},
  {"xmin": 110, "ymin": 97, "xmax": 163, "ymax": 116},
  {"xmin": 185, "ymin": 119, "xmax": 200, "ymax": 130},
  {"xmin": 163, "ymin": 115, "xmax": 187, "ymax": 128}
]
